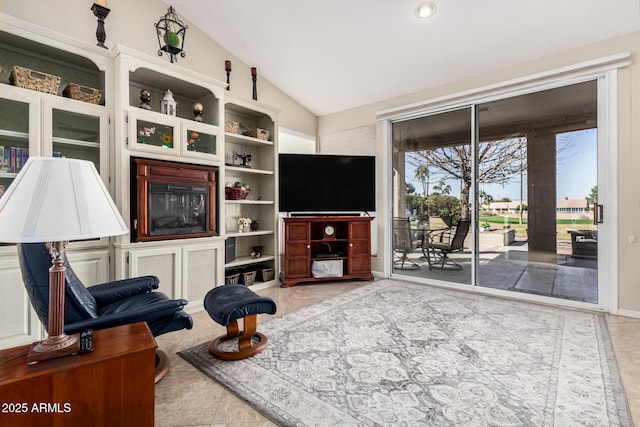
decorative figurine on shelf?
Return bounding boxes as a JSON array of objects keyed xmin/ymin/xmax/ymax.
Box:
[
  {"xmin": 238, "ymin": 217, "xmax": 252, "ymax": 233},
  {"xmin": 139, "ymin": 89, "xmax": 152, "ymax": 110},
  {"xmin": 233, "ymin": 150, "xmax": 252, "ymax": 168},
  {"xmin": 251, "ymin": 246, "xmax": 263, "ymax": 259},
  {"xmin": 192, "ymin": 102, "xmax": 203, "ymax": 122},
  {"xmin": 161, "ymin": 89, "xmax": 177, "ymax": 116}
]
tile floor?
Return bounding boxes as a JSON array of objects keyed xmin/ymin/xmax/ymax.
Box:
[{"xmin": 154, "ymin": 280, "xmax": 640, "ymax": 426}]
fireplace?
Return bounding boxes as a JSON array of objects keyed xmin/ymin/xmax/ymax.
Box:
[{"xmin": 131, "ymin": 158, "xmax": 217, "ymax": 242}]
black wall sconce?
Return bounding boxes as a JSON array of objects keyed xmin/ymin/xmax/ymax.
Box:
[{"xmin": 155, "ymin": 6, "xmax": 188, "ymax": 63}]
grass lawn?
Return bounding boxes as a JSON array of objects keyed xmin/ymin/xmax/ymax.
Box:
[
  {"xmin": 480, "ymin": 216, "xmax": 596, "ymax": 242},
  {"xmin": 411, "ymin": 216, "xmax": 596, "ymax": 242}
]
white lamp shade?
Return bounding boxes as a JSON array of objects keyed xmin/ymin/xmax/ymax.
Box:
[{"xmin": 0, "ymin": 157, "xmax": 128, "ymax": 242}]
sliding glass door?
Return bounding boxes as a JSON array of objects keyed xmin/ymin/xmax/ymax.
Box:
[
  {"xmin": 391, "ymin": 107, "xmax": 471, "ymax": 285},
  {"xmin": 391, "ymin": 79, "xmax": 600, "ymax": 305},
  {"xmin": 476, "ymin": 81, "xmax": 599, "ymax": 303}
]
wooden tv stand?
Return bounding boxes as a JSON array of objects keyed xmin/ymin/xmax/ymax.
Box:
[{"xmin": 281, "ymin": 216, "xmax": 374, "ymax": 287}]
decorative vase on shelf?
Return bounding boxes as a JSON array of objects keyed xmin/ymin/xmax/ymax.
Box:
[{"xmin": 250, "ymin": 221, "xmax": 259, "ymax": 231}]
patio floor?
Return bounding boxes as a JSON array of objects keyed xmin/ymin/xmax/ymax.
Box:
[{"xmin": 394, "ymin": 240, "xmax": 598, "ymax": 304}]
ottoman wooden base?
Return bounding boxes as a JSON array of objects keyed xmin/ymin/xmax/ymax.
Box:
[{"xmin": 208, "ymin": 314, "xmax": 268, "ymax": 360}]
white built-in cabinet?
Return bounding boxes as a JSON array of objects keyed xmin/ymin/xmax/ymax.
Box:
[
  {"xmin": 0, "ymin": 15, "xmax": 112, "ymax": 348},
  {"xmin": 0, "ymin": 14, "xmax": 281, "ymax": 348}
]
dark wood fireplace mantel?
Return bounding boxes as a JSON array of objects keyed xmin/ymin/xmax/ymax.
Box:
[{"xmin": 131, "ymin": 158, "xmax": 217, "ymax": 242}]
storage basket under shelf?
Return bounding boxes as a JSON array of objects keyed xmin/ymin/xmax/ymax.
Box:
[
  {"xmin": 63, "ymin": 83, "xmax": 102, "ymax": 104},
  {"xmin": 258, "ymin": 267, "xmax": 274, "ymax": 282},
  {"xmin": 242, "ymin": 128, "xmax": 270, "ymax": 141},
  {"xmin": 225, "ymin": 186, "xmax": 250, "ymax": 200},
  {"xmin": 241, "ymin": 270, "xmax": 257, "ymax": 286},
  {"xmin": 10, "ymin": 65, "xmax": 61, "ymax": 95},
  {"xmin": 225, "ymin": 272, "xmax": 240, "ymax": 285}
]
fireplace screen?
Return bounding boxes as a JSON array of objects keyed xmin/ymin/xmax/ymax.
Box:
[
  {"xmin": 148, "ymin": 183, "xmax": 208, "ymax": 236},
  {"xmin": 132, "ymin": 158, "xmax": 217, "ymax": 242}
]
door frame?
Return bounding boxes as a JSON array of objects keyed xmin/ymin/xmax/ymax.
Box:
[{"xmin": 378, "ymin": 54, "xmax": 628, "ymax": 313}]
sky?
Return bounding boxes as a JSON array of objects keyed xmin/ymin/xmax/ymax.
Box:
[{"xmin": 407, "ymin": 129, "xmax": 598, "ymax": 202}]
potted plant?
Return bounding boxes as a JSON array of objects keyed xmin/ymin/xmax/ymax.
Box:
[{"xmin": 250, "ymin": 219, "xmax": 259, "ymax": 231}]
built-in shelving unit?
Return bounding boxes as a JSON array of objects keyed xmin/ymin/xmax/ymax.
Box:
[
  {"xmin": 0, "ymin": 15, "xmax": 282, "ymax": 348},
  {"xmin": 223, "ymin": 97, "xmax": 279, "ymax": 290},
  {"xmin": 112, "ymin": 47, "xmax": 228, "ymax": 307}
]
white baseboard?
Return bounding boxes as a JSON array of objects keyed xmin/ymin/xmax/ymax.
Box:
[{"xmin": 615, "ymin": 308, "xmax": 640, "ymax": 319}]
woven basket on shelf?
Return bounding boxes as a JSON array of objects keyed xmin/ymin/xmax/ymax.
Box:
[
  {"xmin": 63, "ymin": 83, "xmax": 102, "ymax": 104},
  {"xmin": 225, "ymin": 186, "xmax": 250, "ymax": 200},
  {"xmin": 10, "ymin": 65, "xmax": 61, "ymax": 95},
  {"xmin": 259, "ymin": 267, "xmax": 274, "ymax": 282},
  {"xmin": 243, "ymin": 128, "xmax": 270, "ymax": 141},
  {"xmin": 225, "ymin": 273, "xmax": 240, "ymax": 285},
  {"xmin": 241, "ymin": 270, "xmax": 257, "ymax": 286},
  {"xmin": 225, "ymin": 121, "xmax": 239, "ymax": 133}
]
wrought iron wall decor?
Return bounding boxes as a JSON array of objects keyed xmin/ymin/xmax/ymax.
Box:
[{"xmin": 155, "ymin": 6, "xmax": 188, "ymax": 63}]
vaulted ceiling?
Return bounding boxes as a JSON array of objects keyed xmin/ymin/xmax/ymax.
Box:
[{"xmin": 166, "ymin": 0, "xmax": 640, "ymax": 117}]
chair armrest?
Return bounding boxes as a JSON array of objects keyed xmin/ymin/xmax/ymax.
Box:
[
  {"xmin": 66, "ymin": 298, "xmax": 188, "ymax": 334},
  {"xmin": 88, "ymin": 276, "xmax": 160, "ymax": 306},
  {"xmin": 427, "ymin": 228, "xmax": 451, "ymax": 244}
]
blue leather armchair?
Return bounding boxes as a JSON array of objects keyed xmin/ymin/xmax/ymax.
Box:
[{"xmin": 17, "ymin": 242, "xmax": 193, "ymax": 381}]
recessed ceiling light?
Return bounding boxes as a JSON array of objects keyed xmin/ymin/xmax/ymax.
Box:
[{"xmin": 415, "ymin": 1, "xmax": 437, "ymax": 19}]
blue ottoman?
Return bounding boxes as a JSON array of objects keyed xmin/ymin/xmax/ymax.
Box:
[{"xmin": 204, "ymin": 284, "xmax": 277, "ymax": 360}]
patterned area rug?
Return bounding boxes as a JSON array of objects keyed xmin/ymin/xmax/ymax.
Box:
[{"xmin": 179, "ymin": 280, "xmax": 631, "ymax": 426}]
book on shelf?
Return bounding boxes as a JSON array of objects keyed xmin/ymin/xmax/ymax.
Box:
[{"xmin": 1, "ymin": 146, "xmax": 29, "ymax": 173}]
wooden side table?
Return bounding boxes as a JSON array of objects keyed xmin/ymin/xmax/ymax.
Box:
[{"xmin": 0, "ymin": 322, "xmax": 157, "ymax": 427}]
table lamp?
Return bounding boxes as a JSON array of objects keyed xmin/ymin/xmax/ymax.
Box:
[{"xmin": 0, "ymin": 157, "xmax": 128, "ymax": 363}]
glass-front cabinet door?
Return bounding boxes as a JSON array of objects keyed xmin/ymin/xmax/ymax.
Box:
[
  {"xmin": 0, "ymin": 87, "xmax": 39, "ymax": 197},
  {"xmin": 182, "ymin": 121, "xmax": 220, "ymax": 161},
  {"xmin": 127, "ymin": 109, "xmax": 179, "ymax": 156},
  {"xmin": 42, "ymin": 98, "xmax": 108, "ymax": 178}
]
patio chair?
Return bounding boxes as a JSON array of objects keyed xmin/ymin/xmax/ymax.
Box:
[
  {"xmin": 425, "ymin": 219, "xmax": 470, "ymax": 270},
  {"xmin": 393, "ymin": 217, "xmax": 420, "ymax": 270}
]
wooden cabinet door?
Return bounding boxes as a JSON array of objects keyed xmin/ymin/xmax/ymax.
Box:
[
  {"xmin": 284, "ymin": 222, "xmax": 310, "ymax": 278},
  {"xmin": 348, "ymin": 220, "xmax": 371, "ymax": 275}
]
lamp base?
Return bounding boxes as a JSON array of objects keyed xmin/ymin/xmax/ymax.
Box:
[{"xmin": 26, "ymin": 333, "xmax": 80, "ymax": 364}]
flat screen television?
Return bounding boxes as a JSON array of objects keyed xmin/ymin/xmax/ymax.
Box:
[{"xmin": 279, "ymin": 154, "xmax": 376, "ymax": 213}]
